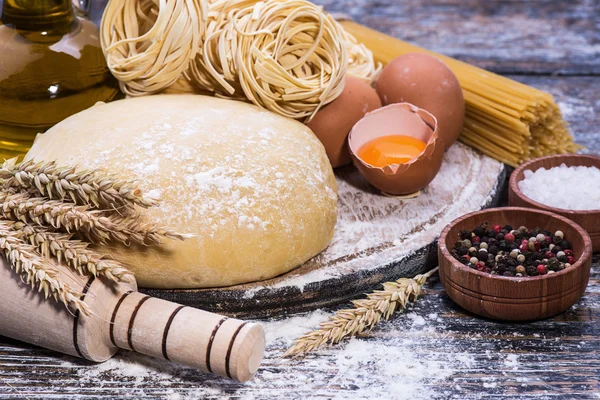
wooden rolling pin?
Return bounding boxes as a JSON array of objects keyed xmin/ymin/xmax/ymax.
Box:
[{"xmin": 0, "ymin": 260, "xmax": 265, "ymax": 382}]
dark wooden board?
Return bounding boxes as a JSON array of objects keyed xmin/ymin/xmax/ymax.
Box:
[
  {"xmin": 82, "ymin": 0, "xmax": 596, "ymax": 75},
  {"xmin": 140, "ymin": 144, "xmax": 506, "ymax": 318},
  {"xmin": 0, "ymin": 0, "xmax": 599, "ymax": 398},
  {"xmin": 0, "ymin": 258, "xmax": 598, "ymax": 399}
]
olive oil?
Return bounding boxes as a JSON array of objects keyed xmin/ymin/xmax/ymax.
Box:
[{"xmin": 0, "ymin": 0, "xmax": 120, "ymax": 159}]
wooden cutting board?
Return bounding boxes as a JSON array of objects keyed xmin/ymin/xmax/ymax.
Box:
[{"xmin": 142, "ymin": 143, "xmax": 506, "ymax": 318}]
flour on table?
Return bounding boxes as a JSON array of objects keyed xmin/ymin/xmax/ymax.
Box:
[{"xmin": 235, "ymin": 143, "xmax": 503, "ymax": 296}]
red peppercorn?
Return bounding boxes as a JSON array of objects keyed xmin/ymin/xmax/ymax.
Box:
[
  {"xmin": 534, "ymin": 242, "xmax": 541, "ymax": 251},
  {"xmin": 494, "ymin": 225, "xmax": 502, "ymax": 233},
  {"xmin": 544, "ymin": 251, "xmax": 554, "ymax": 259},
  {"xmin": 545, "ymin": 236, "xmax": 551, "ymax": 243},
  {"xmin": 521, "ymin": 239, "xmax": 529, "ymax": 245},
  {"xmin": 564, "ymin": 249, "xmax": 573, "ymax": 256},
  {"xmin": 537, "ymin": 265, "xmax": 547, "ymax": 275},
  {"xmin": 504, "ymin": 233, "xmax": 515, "ymax": 242},
  {"xmin": 472, "ymin": 236, "xmax": 481, "ymax": 244},
  {"xmin": 462, "ymin": 255, "xmax": 470, "ymax": 262},
  {"xmin": 567, "ymin": 256, "xmax": 575, "ymax": 264},
  {"xmin": 519, "ymin": 244, "xmax": 529, "ymax": 252}
]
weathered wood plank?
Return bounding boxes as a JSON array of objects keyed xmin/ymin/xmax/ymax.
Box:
[
  {"xmin": 0, "ymin": 259, "xmax": 598, "ymax": 399},
  {"xmin": 85, "ymin": 0, "xmax": 600, "ymax": 75}
]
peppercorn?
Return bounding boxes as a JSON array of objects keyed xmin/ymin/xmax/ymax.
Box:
[
  {"xmin": 560, "ymin": 240, "xmax": 571, "ymax": 250},
  {"xmin": 472, "ymin": 236, "xmax": 481, "ymax": 245},
  {"xmin": 473, "ymin": 226, "xmax": 486, "ymax": 238},
  {"xmin": 456, "ymin": 247, "xmax": 468, "ymax": 256},
  {"xmin": 470, "ymin": 257, "xmax": 478, "ymax": 264},
  {"xmin": 567, "ymin": 256, "xmax": 575, "ymax": 264},
  {"xmin": 537, "ymin": 265, "xmax": 547, "ymax": 275},
  {"xmin": 460, "ymin": 230, "xmax": 472, "ymax": 240},
  {"xmin": 517, "ymin": 254, "xmax": 526, "ymax": 263},
  {"xmin": 503, "ymin": 232, "xmax": 514, "ymax": 242},
  {"xmin": 480, "ymin": 242, "xmax": 489, "ymax": 250},
  {"xmin": 462, "ymin": 239, "xmax": 472, "ymax": 248},
  {"xmin": 515, "ymin": 265, "xmax": 526, "ymax": 274},
  {"xmin": 478, "ymin": 250, "xmax": 488, "ymax": 261},
  {"xmin": 555, "ymin": 230, "xmax": 564, "ymax": 239}
]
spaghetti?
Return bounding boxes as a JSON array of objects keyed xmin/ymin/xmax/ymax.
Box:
[{"xmin": 339, "ymin": 20, "xmax": 580, "ymax": 167}]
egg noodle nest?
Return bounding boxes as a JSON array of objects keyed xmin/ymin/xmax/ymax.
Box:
[{"xmin": 100, "ymin": 0, "xmax": 380, "ymax": 121}]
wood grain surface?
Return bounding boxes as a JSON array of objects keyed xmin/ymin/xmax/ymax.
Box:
[
  {"xmin": 509, "ymin": 154, "xmax": 600, "ymax": 252},
  {"xmin": 438, "ymin": 207, "xmax": 593, "ymax": 321},
  {"xmin": 1, "ymin": 0, "xmax": 599, "ymax": 398},
  {"xmin": 141, "ymin": 144, "xmax": 505, "ymax": 318}
]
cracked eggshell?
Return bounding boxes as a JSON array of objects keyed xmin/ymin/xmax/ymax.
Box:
[
  {"xmin": 307, "ymin": 76, "xmax": 382, "ymax": 168},
  {"xmin": 376, "ymin": 53, "xmax": 464, "ymax": 150},
  {"xmin": 348, "ymin": 103, "xmax": 444, "ymax": 195}
]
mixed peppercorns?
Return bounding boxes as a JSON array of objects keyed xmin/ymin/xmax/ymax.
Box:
[{"xmin": 451, "ymin": 221, "xmax": 576, "ymax": 277}]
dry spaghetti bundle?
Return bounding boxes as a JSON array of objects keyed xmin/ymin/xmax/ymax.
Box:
[
  {"xmin": 100, "ymin": 0, "xmax": 379, "ymax": 119},
  {"xmin": 339, "ymin": 20, "xmax": 579, "ymax": 167}
]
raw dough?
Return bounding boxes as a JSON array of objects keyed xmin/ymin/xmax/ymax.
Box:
[{"xmin": 26, "ymin": 95, "xmax": 338, "ymax": 288}]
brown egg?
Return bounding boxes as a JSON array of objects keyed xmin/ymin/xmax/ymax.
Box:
[
  {"xmin": 307, "ymin": 76, "xmax": 382, "ymax": 168},
  {"xmin": 376, "ymin": 53, "xmax": 464, "ymax": 150},
  {"xmin": 348, "ymin": 103, "xmax": 444, "ymax": 196}
]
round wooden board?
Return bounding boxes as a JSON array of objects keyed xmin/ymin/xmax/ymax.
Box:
[{"xmin": 141, "ymin": 143, "xmax": 506, "ymax": 318}]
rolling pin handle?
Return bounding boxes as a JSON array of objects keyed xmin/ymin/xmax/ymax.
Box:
[{"xmin": 109, "ymin": 292, "xmax": 265, "ymax": 382}]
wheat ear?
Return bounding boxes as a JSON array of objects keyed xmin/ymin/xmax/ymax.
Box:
[
  {"xmin": 16, "ymin": 223, "xmax": 135, "ymax": 284},
  {"xmin": 0, "ymin": 192, "xmax": 189, "ymax": 246},
  {"xmin": 0, "ymin": 158, "xmax": 158, "ymax": 210},
  {"xmin": 284, "ymin": 268, "xmax": 438, "ymax": 358},
  {"xmin": 0, "ymin": 222, "xmax": 91, "ymax": 315}
]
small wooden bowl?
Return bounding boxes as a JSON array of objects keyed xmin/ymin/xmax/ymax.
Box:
[
  {"xmin": 509, "ymin": 154, "xmax": 600, "ymax": 252},
  {"xmin": 438, "ymin": 207, "xmax": 592, "ymax": 321}
]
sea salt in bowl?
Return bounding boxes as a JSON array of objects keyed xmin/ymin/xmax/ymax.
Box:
[
  {"xmin": 438, "ymin": 207, "xmax": 593, "ymax": 321},
  {"xmin": 509, "ymin": 154, "xmax": 600, "ymax": 252}
]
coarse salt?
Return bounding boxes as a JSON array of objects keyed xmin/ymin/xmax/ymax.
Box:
[{"xmin": 518, "ymin": 164, "xmax": 600, "ymax": 211}]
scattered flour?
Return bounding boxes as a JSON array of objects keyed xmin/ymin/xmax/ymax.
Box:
[
  {"xmin": 504, "ymin": 353, "xmax": 520, "ymax": 368},
  {"xmin": 68, "ymin": 304, "xmax": 490, "ymax": 400},
  {"xmin": 518, "ymin": 164, "xmax": 600, "ymax": 210}
]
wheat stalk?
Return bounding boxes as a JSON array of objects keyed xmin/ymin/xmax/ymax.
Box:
[
  {"xmin": 284, "ymin": 268, "xmax": 438, "ymax": 358},
  {"xmin": 0, "ymin": 158, "xmax": 158, "ymax": 210},
  {"xmin": 0, "ymin": 221, "xmax": 91, "ymax": 315},
  {"xmin": 0, "ymin": 192, "xmax": 189, "ymax": 246},
  {"xmin": 16, "ymin": 223, "xmax": 135, "ymax": 284}
]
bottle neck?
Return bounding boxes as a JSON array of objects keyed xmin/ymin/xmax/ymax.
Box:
[{"xmin": 1, "ymin": 0, "xmax": 75, "ymax": 30}]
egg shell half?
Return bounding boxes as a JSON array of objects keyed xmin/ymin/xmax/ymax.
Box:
[
  {"xmin": 376, "ymin": 53, "xmax": 464, "ymax": 150},
  {"xmin": 307, "ymin": 76, "xmax": 382, "ymax": 168},
  {"xmin": 348, "ymin": 103, "xmax": 445, "ymax": 195}
]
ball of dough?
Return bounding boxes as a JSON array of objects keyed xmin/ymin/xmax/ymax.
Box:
[{"xmin": 26, "ymin": 95, "xmax": 338, "ymax": 288}]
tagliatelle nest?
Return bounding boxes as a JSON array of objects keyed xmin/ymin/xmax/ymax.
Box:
[
  {"xmin": 100, "ymin": 0, "xmax": 380, "ymax": 120},
  {"xmin": 100, "ymin": 0, "xmax": 207, "ymax": 96}
]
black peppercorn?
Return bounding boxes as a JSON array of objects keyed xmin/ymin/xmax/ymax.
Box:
[
  {"xmin": 560, "ymin": 240, "xmax": 571, "ymax": 250},
  {"xmin": 496, "ymin": 233, "xmax": 505, "ymax": 241},
  {"xmin": 460, "ymin": 230, "xmax": 472, "ymax": 240},
  {"xmin": 474, "ymin": 226, "xmax": 486, "ymax": 238}
]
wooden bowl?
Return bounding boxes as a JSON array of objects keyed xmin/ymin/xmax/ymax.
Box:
[
  {"xmin": 438, "ymin": 207, "xmax": 593, "ymax": 321},
  {"xmin": 509, "ymin": 154, "xmax": 600, "ymax": 252}
]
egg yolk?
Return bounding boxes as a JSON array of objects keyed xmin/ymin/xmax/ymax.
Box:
[{"xmin": 357, "ymin": 135, "xmax": 427, "ymax": 167}]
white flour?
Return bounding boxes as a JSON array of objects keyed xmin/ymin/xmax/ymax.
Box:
[{"xmin": 71, "ymin": 304, "xmax": 480, "ymax": 400}]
